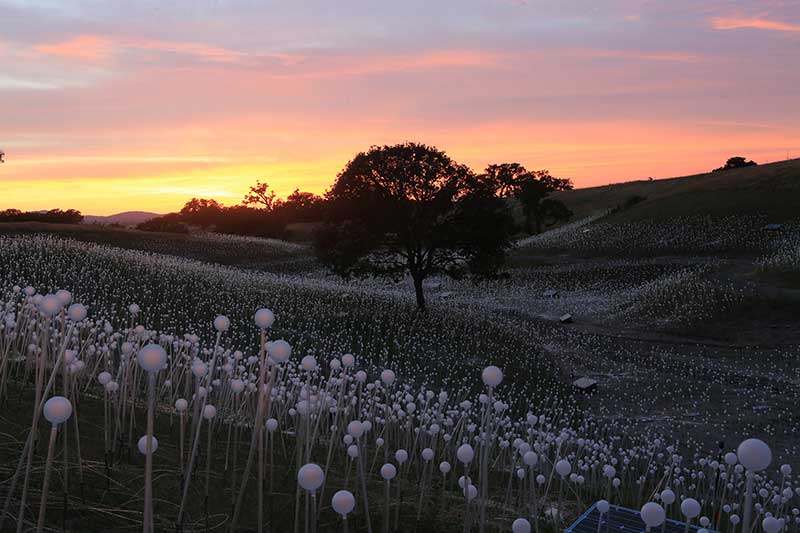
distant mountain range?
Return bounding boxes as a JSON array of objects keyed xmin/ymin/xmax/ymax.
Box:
[{"xmin": 82, "ymin": 211, "xmax": 161, "ymax": 227}]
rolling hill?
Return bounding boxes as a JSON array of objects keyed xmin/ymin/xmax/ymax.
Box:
[
  {"xmin": 82, "ymin": 211, "xmax": 160, "ymax": 227},
  {"xmin": 553, "ymin": 158, "xmax": 800, "ymax": 222}
]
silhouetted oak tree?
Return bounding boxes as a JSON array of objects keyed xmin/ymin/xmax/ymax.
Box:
[
  {"xmin": 713, "ymin": 156, "xmax": 757, "ymax": 172},
  {"xmin": 315, "ymin": 142, "xmax": 515, "ymax": 309},
  {"xmin": 481, "ymin": 163, "xmax": 573, "ymax": 234}
]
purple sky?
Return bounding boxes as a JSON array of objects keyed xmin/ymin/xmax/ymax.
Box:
[{"xmin": 1, "ymin": 0, "xmax": 798, "ymax": 214}]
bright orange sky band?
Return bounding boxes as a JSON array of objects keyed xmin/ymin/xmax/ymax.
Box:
[{"xmin": 1, "ymin": 1, "xmax": 798, "ymax": 215}]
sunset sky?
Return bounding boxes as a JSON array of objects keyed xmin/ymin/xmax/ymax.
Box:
[{"xmin": 1, "ymin": 0, "xmax": 798, "ymax": 215}]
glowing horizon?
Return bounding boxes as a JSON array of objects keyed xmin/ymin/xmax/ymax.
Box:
[{"xmin": 1, "ymin": 1, "xmax": 798, "ymax": 216}]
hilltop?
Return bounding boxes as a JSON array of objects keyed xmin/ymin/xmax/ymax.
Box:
[
  {"xmin": 553, "ymin": 158, "xmax": 800, "ymax": 222},
  {"xmin": 82, "ymin": 210, "xmax": 160, "ymax": 227}
]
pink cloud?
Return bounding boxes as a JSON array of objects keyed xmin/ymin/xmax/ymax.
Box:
[
  {"xmin": 711, "ymin": 16, "xmax": 800, "ymax": 32},
  {"xmin": 273, "ymin": 49, "xmax": 501, "ymax": 79},
  {"xmin": 560, "ymin": 48, "xmax": 702, "ymax": 63},
  {"xmin": 35, "ymin": 35, "xmax": 114, "ymax": 61},
  {"xmin": 125, "ymin": 38, "xmax": 304, "ymax": 66},
  {"xmin": 34, "ymin": 34, "xmax": 303, "ymax": 66}
]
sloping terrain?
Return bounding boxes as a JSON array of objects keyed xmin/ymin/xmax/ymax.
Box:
[{"xmin": 553, "ymin": 158, "xmax": 800, "ymax": 221}]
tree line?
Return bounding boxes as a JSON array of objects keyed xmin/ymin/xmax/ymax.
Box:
[
  {"xmin": 140, "ymin": 142, "xmax": 573, "ymax": 308},
  {"xmin": 138, "ymin": 188, "xmax": 325, "ymax": 237},
  {"xmin": 0, "ymin": 209, "xmax": 83, "ymax": 224}
]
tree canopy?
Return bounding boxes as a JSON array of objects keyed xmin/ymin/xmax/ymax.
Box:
[
  {"xmin": 713, "ymin": 156, "xmax": 758, "ymax": 172},
  {"xmin": 242, "ymin": 180, "xmax": 279, "ymax": 211},
  {"xmin": 314, "ymin": 142, "xmax": 515, "ymax": 309},
  {"xmin": 480, "ymin": 163, "xmax": 573, "ymax": 234}
]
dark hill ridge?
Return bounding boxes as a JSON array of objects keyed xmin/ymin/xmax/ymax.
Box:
[{"xmin": 554, "ymin": 158, "xmax": 800, "ymax": 221}]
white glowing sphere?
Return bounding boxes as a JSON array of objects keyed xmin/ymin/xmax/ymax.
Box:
[
  {"xmin": 266, "ymin": 418, "xmax": 278, "ymax": 432},
  {"xmin": 523, "ymin": 451, "xmax": 538, "ymax": 466},
  {"xmin": 268, "ymin": 340, "xmax": 291, "ymax": 363},
  {"xmin": 213, "ymin": 315, "xmax": 230, "ymax": 332},
  {"xmin": 440, "ymin": 461, "xmax": 451, "ymax": 474},
  {"xmin": 422, "ymin": 448, "xmax": 434, "ymax": 461},
  {"xmin": 763, "ymin": 517, "xmax": 782, "ymax": 533},
  {"xmin": 661, "ymin": 489, "xmax": 676, "ymax": 505},
  {"xmin": 43, "ymin": 396, "xmax": 72, "ymax": 425},
  {"xmin": 555, "ymin": 459, "xmax": 571, "ymax": 477},
  {"xmin": 724, "ymin": 452, "xmax": 738, "ymax": 466},
  {"xmin": 254, "ymin": 308, "xmax": 275, "ymax": 329},
  {"xmin": 512, "ymin": 518, "xmax": 531, "ymax": 533},
  {"xmin": 192, "ymin": 361, "xmax": 208, "ymax": 377},
  {"xmin": 730, "ymin": 515, "xmax": 740, "ymax": 525},
  {"xmin": 230, "ymin": 379, "xmax": 244, "ymax": 394},
  {"xmin": 128, "ymin": 303, "xmax": 140, "ymax": 315},
  {"xmin": 67, "ymin": 303, "xmax": 87, "ymax": 322},
  {"xmin": 381, "ymin": 369, "xmax": 396, "ymax": 386},
  {"xmin": 380, "ymin": 463, "xmax": 397, "ymax": 480},
  {"xmin": 203, "ymin": 404, "xmax": 217, "ymax": 419},
  {"xmin": 301, "ymin": 355, "xmax": 317, "ymax": 372},
  {"xmin": 39, "ymin": 294, "xmax": 63, "ymax": 317},
  {"xmin": 175, "ymin": 398, "xmax": 188, "ymax": 412},
  {"xmin": 297, "ymin": 463, "xmax": 324, "ymax": 491},
  {"xmin": 737, "ymin": 439, "xmax": 772, "ymax": 471},
  {"xmin": 98, "ymin": 371, "xmax": 112, "ymax": 386},
  {"xmin": 597, "ymin": 500, "xmax": 610, "ymax": 514},
  {"xmin": 332, "ymin": 490, "xmax": 355, "ymax": 516},
  {"xmin": 138, "ymin": 435, "xmax": 158, "ymax": 454},
  {"xmin": 347, "ymin": 445, "xmax": 359, "ymax": 458},
  {"xmin": 641, "ymin": 503, "xmax": 666, "ymax": 527},
  {"xmin": 482, "ymin": 365, "xmax": 503, "ymax": 387},
  {"xmin": 330, "ymin": 359, "xmax": 341, "ymax": 371},
  {"xmin": 137, "ymin": 343, "xmax": 167, "ymax": 372},
  {"xmin": 465, "ymin": 484, "xmax": 478, "ymax": 501},
  {"xmin": 105, "ymin": 381, "xmax": 119, "ymax": 393},
  {"xmin": 347, "ymin": 421, "xmax": 364, "ymax": 439},
  {"xmin": 681, "ymin": 498, "xmax": 701, "ymax": 519},
  {"xmin": 457, "ymin": 444, "xmax": 475, "ymax": 464},
  {"xmin": 342, "ymin": 353, "xmax": 355, "ymax": 367},
  {"xmin": 395, "ymin": 449, "xmax": 408, "ymax": 464},
  {"xmin": 55, "ymin": 289, "xmax": 72, "ymax": 305}
]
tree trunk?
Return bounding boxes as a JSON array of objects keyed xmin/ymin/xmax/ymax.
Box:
[{"xmin": 412, "ymin": 273, "xmax": 426, "ymax": 310}]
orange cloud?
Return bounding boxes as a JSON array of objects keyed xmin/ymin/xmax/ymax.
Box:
[
  {"xmin": 35, "ymin": 35, "xmax": 114, "ymax": 61},
  {"xmin": 711, "ymin": 17, "xmax": 800, "ymax": 32}
]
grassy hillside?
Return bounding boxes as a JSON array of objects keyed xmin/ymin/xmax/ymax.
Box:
[{"xmin": 553, "ymin": 158, "xmax": 800, "ymax": 221}]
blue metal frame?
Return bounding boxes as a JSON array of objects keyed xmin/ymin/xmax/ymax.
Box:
[{"xmin": 564, "ymin": 503, "xmax": 716, "ymax": 533}]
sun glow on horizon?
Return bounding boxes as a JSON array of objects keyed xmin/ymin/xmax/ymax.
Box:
[{"xmin": 1, "ymin": 1, "xmax": 798, "ymax": 215}]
